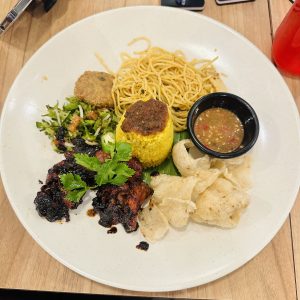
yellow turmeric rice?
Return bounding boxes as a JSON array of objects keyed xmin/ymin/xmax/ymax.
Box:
[{"xmin": 115, "ymin": 99, "xmax": 174, "ymax": 168}]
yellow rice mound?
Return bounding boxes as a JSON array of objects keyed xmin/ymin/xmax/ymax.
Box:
[{"xmin": 116, "ymin": 114, "xmax": 174, "ymax": 168}]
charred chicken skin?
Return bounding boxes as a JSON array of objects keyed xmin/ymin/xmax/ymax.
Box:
[
  {"xmin": 34, "ymin": 139, "xmax": 99, "ymax": 222},
  {"xmin": 92, "ymin": 158, "xmax": 153, "ymax": 233}
]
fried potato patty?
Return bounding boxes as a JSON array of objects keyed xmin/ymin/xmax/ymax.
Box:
[{"xmin": 74, "ymin": 71, "xmax": 114, "ymax": 108}]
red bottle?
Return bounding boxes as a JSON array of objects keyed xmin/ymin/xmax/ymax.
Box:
[{"xmin": 272, "ymin": 0, "xmax": 300, "ymax": 76}]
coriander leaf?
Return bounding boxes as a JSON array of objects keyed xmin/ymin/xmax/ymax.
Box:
[
  {"xmin": 114, "ymin": 163, "xmax": 135, "ymax": 177},
  {"xmin": 114, "ymin": 142, "xmax": 132, "ymax": 162},
  {"xmin": 95, "ymin": 161, "xmax": 116, "ymax": 186},
  {"xmin": 94, "ymin": 154, "xmax": 135, "ymax": 186},
  {"xmin": 74, "ymin": 141, "xmax": 135, "ymax": 187},
  {"xmin": 65, "ymin": 189, "xmax": 87, "ymax": 203},
  {"xmin": 74, "ymin": 153, "xmax": 102, "ymax": 172},
  {"xmin": 110, "ymin": 175, "xmax": 128, "ymax": 186},
  {"xmin": 59, "ymin": 173, "xmax": 89, "ymax": 203},
  {"xmin": 60, "ymin": 173, "xmax": 88, "ymax": 190},
  {"xmin": 109, "ymin": 164, "xmax": 135, "ymax": 186},
  {"xmin": 95, "ymin": 173, "xmax": 107, "ymax": 186}
]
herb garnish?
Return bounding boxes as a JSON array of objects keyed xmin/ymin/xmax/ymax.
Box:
[
  {"xmin": 59, "ymin": 173, "xmax": 90, "ymax": 203},
  {"xmin": 59, "ymin": 142, "xmax": 135, "ymax": 203},
  {"xmin": 75, "ymin": 142, "xmax": 134, "ymax": 186}
]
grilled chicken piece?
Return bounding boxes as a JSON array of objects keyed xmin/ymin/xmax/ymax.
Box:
[
  {"xmin": 45, "ymin": 155, "xmax": 96, "ymax": 187},
  {"xmin": 92, "ymin": 158, "xmax": 153, "ymax": 233},
  {"xmin": 34, "ymin": 139, "xmax": 153, "ymax": 230},
  {"xmin": 92, "ymin": 181, "xmax": 153, "ymax": 233},
  {"xmin": 34, "ymin": 140, "xmax": 99, "ymax": 222},
  {"xmin": 34, "ymin": 179, "xmax": 70, "ymax": 222}
]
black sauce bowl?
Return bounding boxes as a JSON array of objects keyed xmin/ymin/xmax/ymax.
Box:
[{"xmin": 187, "ymin": 92, "xmax": 259, "ymax": 159}]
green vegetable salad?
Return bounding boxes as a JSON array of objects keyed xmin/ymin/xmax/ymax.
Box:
[{"xmin": 36, "ymin": 96, "xmax": 118, "ymax": 152}]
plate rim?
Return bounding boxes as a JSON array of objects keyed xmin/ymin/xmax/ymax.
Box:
[{"xmin": 1, "ymin": 5, "xmax": 300, "ymax": 292}]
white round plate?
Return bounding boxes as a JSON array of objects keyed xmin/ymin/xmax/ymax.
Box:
[{"xmin": 1, "ymin": 6, "xmax": 300, "ymax": 292}]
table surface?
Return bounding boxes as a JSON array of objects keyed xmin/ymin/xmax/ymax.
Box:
[{"xmin": 0, "ymin": 0, "xmax": 299, "ymax": 299}]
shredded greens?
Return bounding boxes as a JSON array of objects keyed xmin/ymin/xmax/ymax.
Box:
[
  {"xmin": 36, "ymin": 96, "xmax": 118, "ymax": 152},
  {"xmin": 101, "ymin": 132, "xmax": 116, "ymax": 157}
]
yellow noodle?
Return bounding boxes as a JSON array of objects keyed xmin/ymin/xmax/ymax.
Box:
[
  {"xmin": 94, "ymin": 53, "xmax": 115, "ymax": 75},
  {"xmin": 106, "ymin": 38, "xmax": 225, "ymax": 131},
  {"xmin": 128, "ymin": 36, "xmax": 151, "ymax": 54}
]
